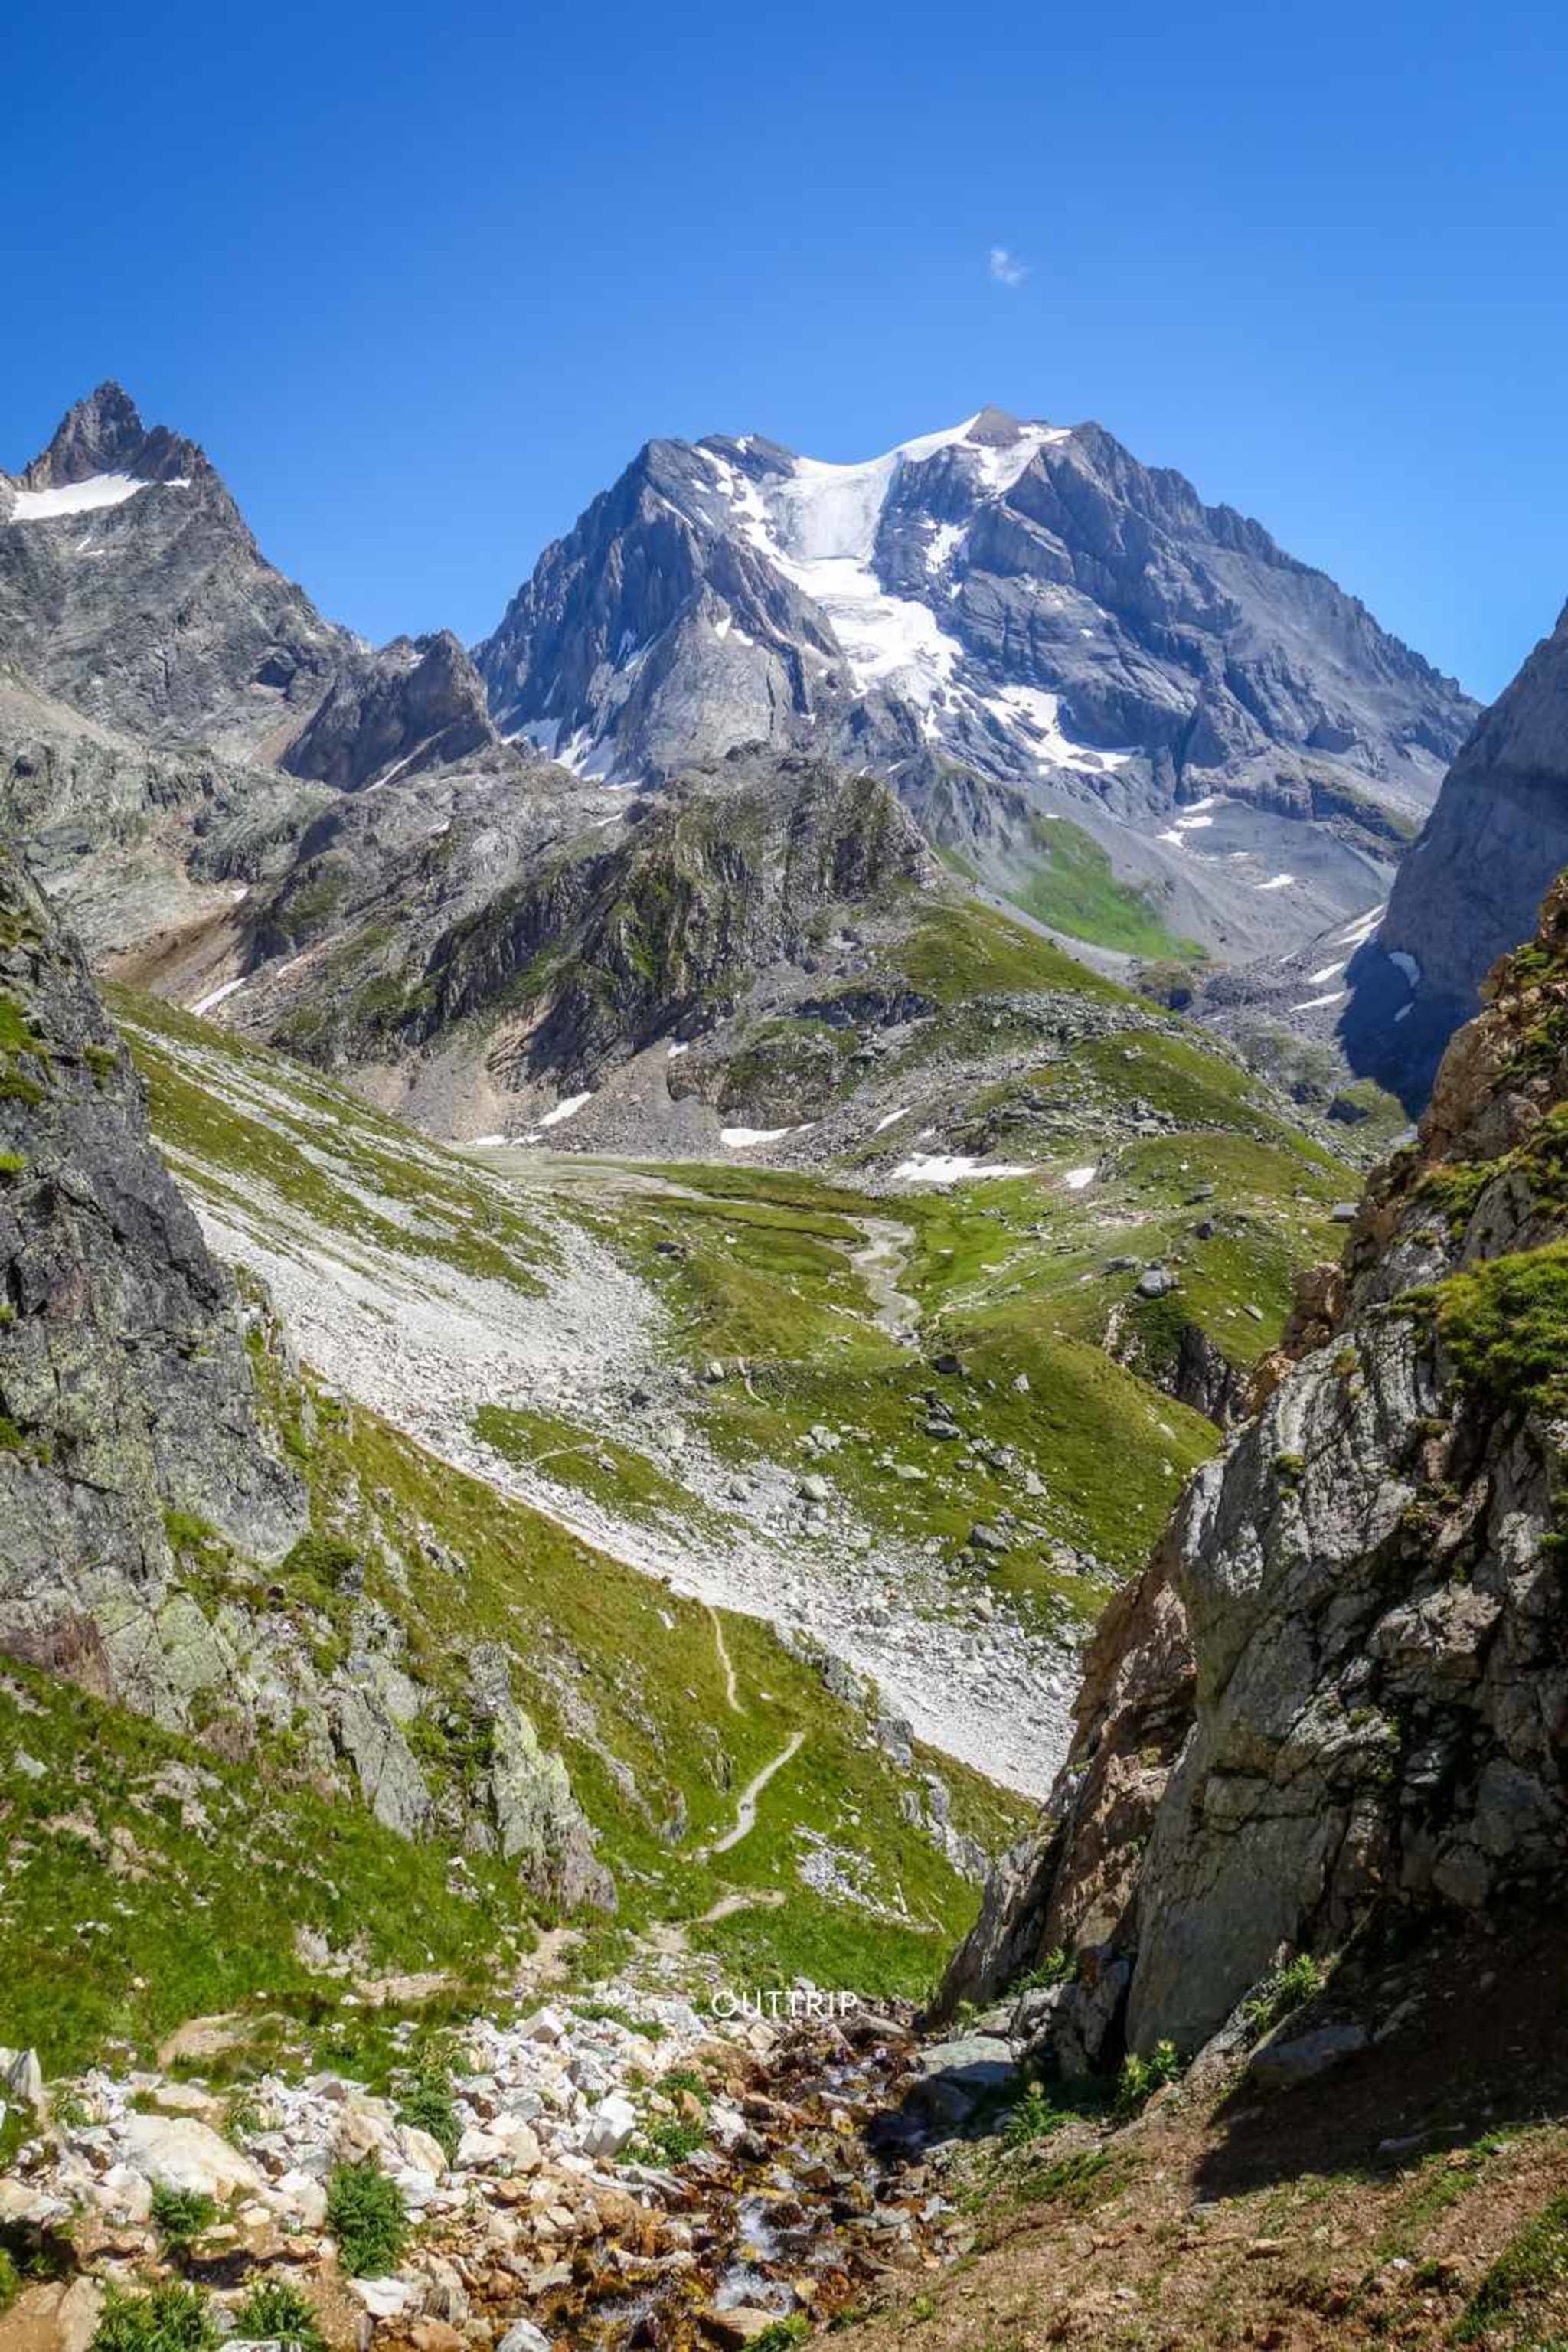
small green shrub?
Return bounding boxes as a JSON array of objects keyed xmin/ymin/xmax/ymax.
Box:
[
  {"xmin": 395, "ymin": 2069, "xmax": 460, "ymax": 2161},
  {"xmin": 1114, "ymin": 2039, "xmax": 1181, "ymax": 2116},
  {"xmin": 230, "ymin": 2279, "xmax": 325, "ymax": 2351},
  {"xmin": 0, "ymin": 1151, "xmax": 24, "ymax": 1177},
  {"xmin": 223, "ymin": 2088, "xmax": 264, "ymax": 2141},
  {"xmin": 751, "ymin": 2321, "xmax": 811, "ymax": 2352},
  {"xmin": 1011, "ymin": 1948, "xmax": 1073, "ymax": 1994},
  {"xmin": 149, "ymin": 2183, "xmax": 217, "ymax": 2250},
  {"xmin": 162, "ymin": 1509, "xmax": 220, "ymax": 1557},
  {"xmin": 1001, "ymin": 2082, "xmax": 1061, "ymax": 2146},
  {"xmin": 325, "ymin": 2157, "xmax": 407, "ymax": 2275},
  {"xmin": 93, "ymin": 2282, "xmax": 220, "ymax": 2352},
  {"xmin": 629, "ymin": 2115, "xmax": 706, "ymax": 2166},
  {"xmin": 656, "ymin": 2065, "xmax": 710, "ymax": 2106},
  {"xmin": 1427, "ymin": 1240, "xmax": 1568, "ymax": 1417},
  {"xmin": 0, "ymin": 2249, "xmax": 18, "ymax": 2318},
  {"xmin": 1243, "ymin": 1953, "xmax": 1325, "ymax": 2037}
]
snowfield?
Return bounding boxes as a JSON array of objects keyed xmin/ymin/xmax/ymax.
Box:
[{"xmin": 8, "ymin": 472, "xmax": 189, "ymax": 519}]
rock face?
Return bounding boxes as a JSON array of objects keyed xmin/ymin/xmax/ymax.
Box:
[
  {"xmin": 280, "ymin": 629, "xmax": 496, "ymax": 792},
  {"xmin": 0, "ymin": 383, "xmax": 352, "ymax": 758},
  {"xmin": 1342, "ymin": 599, "xmax": 1568, "ymax": 1107},
  {"xmin": 0, "ymin": 844, "xmax": 307, "ymax": 1684},
  {"xmin": 0, "ymin": 384, "xmax": 499, "ymax": 824},
  {"xmin": 478, "ymin": 407, "xmax": 1475, "ymax": 960},
  {"xmin": 0, "ymin": 845, "xmax": 611, "ymax": 1906},
  {"xmin": 406, "ymin": 751, "xmax": 936, "ymax": 1081},
  {"xmin": 940, "ymin": 874, "xmax": 1568, "ymax": 2057}
]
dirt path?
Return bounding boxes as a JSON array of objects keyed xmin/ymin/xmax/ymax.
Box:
[
  {"xmin": 708, "ymin": 1604, "xmax": 744, "ymax": 1713},
  {"xmin": 849, "ymin": 1214, "xmax": 920, "ymax": 1343},
  {"xmin": 701, "ymin": 1731, "xmax": 805, "ymax": 1857}
]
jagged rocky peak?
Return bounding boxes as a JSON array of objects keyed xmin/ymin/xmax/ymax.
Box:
[
  {"xmin": 0, "ymin": 380, "xmax": 354, "ymax": 754},
  {"xmin": 282, "ymin": 625, "xmax": 498, "ymax": 791},
  {"xmin": 19, "ymin": 378, "xmax": 205, "ymax": 492},
  {"xmin": 0, "ymin": 843, "xmax": 308, "ymax": 1698},
  {"xmin": 940, "ymin": 869, "xmax": 1568, "ymax": 2064},
  {"xmin": 1342, "ymin": 595, "xmax": 1568, "ymax": 1109},
  {"xmin": 0, "ymin": 383, "xmax": 504, "ymax": 789},
  {"xmin": 477, "ymin": 402, "xmax": 1477, "ymax": 964}
]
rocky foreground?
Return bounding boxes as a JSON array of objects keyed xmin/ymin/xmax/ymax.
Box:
[{"xmin": 0, "ymin": 1954, "xmax": 979, "ymax": 2352}]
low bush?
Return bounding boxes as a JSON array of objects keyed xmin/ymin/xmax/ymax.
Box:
[
  {"xmin": 325, "ymin": 2156, "xmax": 407, "ymax": 2276},
  {"xmin": 230, "ymin": 2279, "xmax": 325, "ymax": 2351},
  {"xmin": 149, "ymin": 2184, "xmax": 217, "ymax": 2252},
  {"xmin": 93, "ymin": 2283, "xmax": 219, "ymax": 2352}
]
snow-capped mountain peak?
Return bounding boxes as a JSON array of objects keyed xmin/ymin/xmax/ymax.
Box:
[{"xmin": 475, "ymin": 406, "xmax": 1478, "ymax": 962}]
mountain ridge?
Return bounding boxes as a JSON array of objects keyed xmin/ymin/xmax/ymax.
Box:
[{"xmin": 476, "ymin": 403, "xmax": 1476, "ymax": 965}]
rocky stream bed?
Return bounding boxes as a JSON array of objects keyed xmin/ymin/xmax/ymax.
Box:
[{"xmin": 0, "ymin": 1960, "xmax": 1009, "ymax": 2352}]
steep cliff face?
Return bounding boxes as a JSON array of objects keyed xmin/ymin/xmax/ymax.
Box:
[
  {"xmin": 942, "ymin": 875, "xmax": 1568, "ymax": 2057},
  {"xmin": 0, "ymin": 843, "xmax": 308, "ymax": 1684},
  {"xmin": 1341, "ymin": 602, "xmax": 1568, "ymax": 1107},
  {"xmin": 279, "ymin": 628, "xmax": 496, "ymax": 791}
]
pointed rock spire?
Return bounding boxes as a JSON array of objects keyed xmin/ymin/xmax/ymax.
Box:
[{"xmin": 22, "ymin": 381, "xmax": 206, "ymax": 489}]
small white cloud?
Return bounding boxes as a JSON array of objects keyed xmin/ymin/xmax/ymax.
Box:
[{"xmin": 988, "ymin": 245, "xmax": 1030, "ymax": 288}]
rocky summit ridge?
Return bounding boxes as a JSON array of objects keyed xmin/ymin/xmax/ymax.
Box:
[{"xmin": 478, "ymin": 404, "xmax": 1476, "ymax": 964}]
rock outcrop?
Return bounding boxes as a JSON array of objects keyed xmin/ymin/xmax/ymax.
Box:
[
  {"xmin": 0, "ymin": 842, "xmax": 308, "ymax": 1682},
  {"xmin": 941, "ymin": 874, "xmax": 1568, "ymax": 2059},
  {"xmin": 280, "ymin": 629, "xmax": 498, "ymax": 791},
  {"xmin": 411, "ymin": 751, "xmax": 936, "ymax": 1082},
  {"xmin": 1342, "ymin": 598, "xmax": 1568, "ymax": 1108}
]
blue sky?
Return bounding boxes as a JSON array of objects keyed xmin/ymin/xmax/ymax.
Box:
[{"xmin": 7, "ymin": 0, "xmax": 1567, "ymax": 700}]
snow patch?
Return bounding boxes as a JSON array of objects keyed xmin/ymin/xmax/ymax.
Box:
[
  {"xmin": 1338, "ymin": 902, "xmax": 1387, "ymax": 946},
  {"xmin": 720, "ymin": 1125, "xmax": 794, "ymax": 1148},
  {"xmin": 872, "ymin": 1106, "xmax": 910, "ymax": 1134},
  {"xmin": 971, "ymin": 423, "xmax": 1071, "ymax": 494},
  {"xmin": 697, "ymin": 417, "xmax": 1080, "ymax": 714},
  {"xmin": 1157, "ymin": 798, "xmax": 1224, "ymax": 846},
  {"xmin": 1289, "ymin": 989, "xmax": 1349, "ymax": 1013},
  {"xmin": 1061, "ymin": 1165, "xmax": 1096, "ymax": 1191},
  {"xmin": 1388, "ymin": 949, "xmax": 1422, "ymax": 987},
  {"xmin": 191, "ymin": 977, "xmax": 247, "ymax": 1017},
  {"xmin": 9, "ymin": 472, "xmax": 185, "ymax": 521},
  {"xmin": 666, "ymin": 1040, "xmax": 691, "ymax": 1059},
  {"xmin": 891, "ymin": 1155, "xmax": 1035, "ymax": 1184},
  {"xmin": 1256, "ymin": 874, "xmax": 1295, "ymax": 891},
  {"xmin": 537, "ymin": 1092, "xmax": 593, "ymax": 1131},
  {"xmin": 1305, "ymin": 959, "xmax": 1346, "ymax": 985},
  {"xmin": 925, "ymin": 521, "xmax": 965, "ymax": 573},
  {"xmin": 982, "ymin": 684, "xmax": 1134, "ymax": 771}
]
